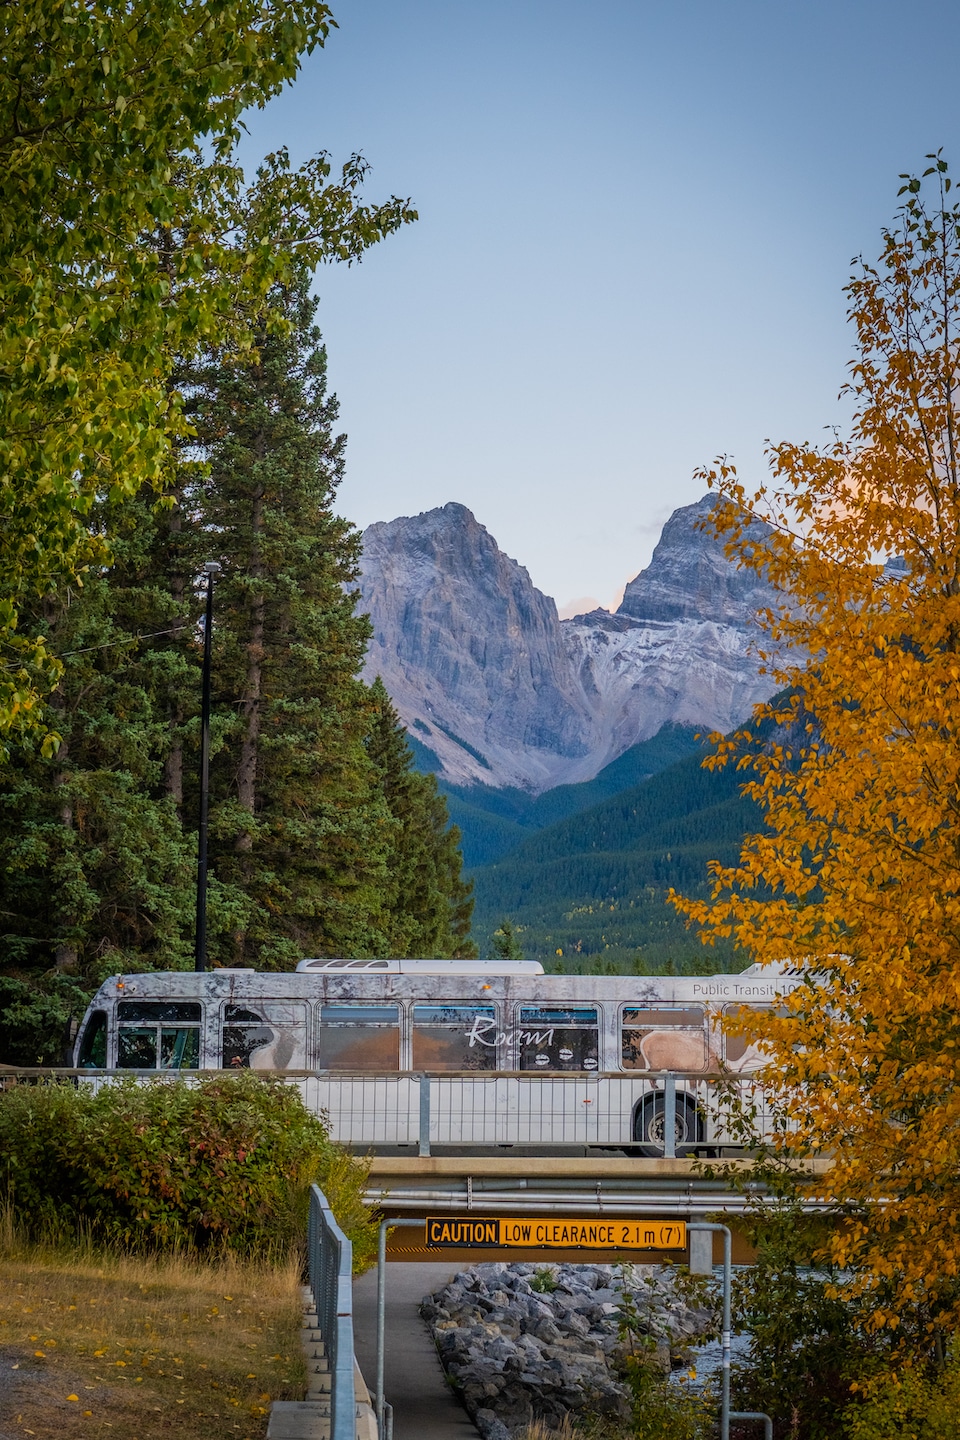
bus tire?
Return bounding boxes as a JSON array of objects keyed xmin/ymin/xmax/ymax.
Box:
[{"xmin": 631, "ymin": 1092, "xmax": 704, "ymax": 1157}]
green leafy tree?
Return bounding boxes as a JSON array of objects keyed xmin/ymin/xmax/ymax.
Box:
[
  {"xmin": 366, "ymin": 678, "xmax": 476, "ymax": 957},
  {"xmin": 1, "ymin": 0, "xmax": 414, "ymax": 750}
]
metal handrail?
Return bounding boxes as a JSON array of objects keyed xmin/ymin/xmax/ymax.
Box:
[
  {"xmin": 4, "ymin": 1065, "xmax": 774, "ymax": 1156},
  {"xmin": 307, "ymin": 1184, "xmax": 356, "ymax": 1440},
  {"xmin": 0, "ymin": 1065, "xmax": 748, "ymax": 1079}
]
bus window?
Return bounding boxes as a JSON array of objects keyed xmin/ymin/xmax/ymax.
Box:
[
  {"xmin": 621, "ymin": 1006, "xmax": 706, "ymax": 1071},
  {"xmin": 518, "ymin": 1007, "xmax": 598, "ymax": 1071},
  {"xmin": 221, "ymin": 1003, "xmax": 307, "ymax": 1069},
  {"xmin": 722, "ymin": 1004, "xmax": 774, "ymax": 1066},
  {"xmin": 412, "ymin": 1005, "xmax": 499, "ymax": 1071},
  {"xmin": 116, "ymin": 1002, "xmax": 201, "ymax": 1070},
  {"xmin": 318, "ymin": 1005, "xmax": 400, "ymax": 1071},
  {"xmin": 76, "ymin": 1010, "xmax": 107, "ymax": 1068}
]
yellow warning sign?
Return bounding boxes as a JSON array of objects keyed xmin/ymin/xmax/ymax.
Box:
[{"xmin": 424, "ymin": 1217, "xmax": 686, "ymax": 1251}]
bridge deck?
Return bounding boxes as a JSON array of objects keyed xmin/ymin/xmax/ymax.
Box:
[{"xmin": 366, "ymin": 1155, "xmax": 830, "ymax": 1265}]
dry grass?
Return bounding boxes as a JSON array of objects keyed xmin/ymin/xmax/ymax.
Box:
[
  {"xmin": 512, "ymin": 1420, "xmax": 628, "ymax": 1440},
  {"xmin": 0, "ymin": 1238, "xmax": 306, "ymax": 1440},
  {"xmin": 513, "ymin": 1423, "xmax": 582, "ymax": 1440}
]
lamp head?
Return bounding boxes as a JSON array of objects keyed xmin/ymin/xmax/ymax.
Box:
[{"xmin": 203, "ymin": 561, "xmax": 222, "ymax": 576}]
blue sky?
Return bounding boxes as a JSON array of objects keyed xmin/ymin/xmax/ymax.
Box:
[{"xmin": 240, "ymin": 0, "xmax": 960, "ymax": 613}]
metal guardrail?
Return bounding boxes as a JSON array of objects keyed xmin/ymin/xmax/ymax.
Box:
[
  {"xmin": 293, "ymin": 1070, "xmax": 775, "ymax": 1154},
  {"xmin": 306, "ymin": 1184, "xmax": 356, "ymax": 1440},
  {"xmin": 0, "ymin": 1066, "xmax": 776, "ymax": 1154}
]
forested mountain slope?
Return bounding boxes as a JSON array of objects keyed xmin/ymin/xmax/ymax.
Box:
[
  {"xmin": 408, "ymin": 722, "xmax": 704, "ymax": 867},
  {"xmin": 468, "ymin": 743, "xmax": 763, "ymax": 972}
]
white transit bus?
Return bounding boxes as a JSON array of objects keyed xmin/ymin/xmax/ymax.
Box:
[{"xmin": 72, "ymin": 958, "xmax": 797, "ymax": 1152}]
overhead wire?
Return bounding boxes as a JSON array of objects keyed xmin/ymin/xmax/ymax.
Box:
[{"xmin": 1, "ymin": 624, "xmax": 193, "ymax": 671}]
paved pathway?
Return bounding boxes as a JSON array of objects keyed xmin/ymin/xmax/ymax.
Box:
[{"xmin": 352, "ymin": 1263, "xmax": 479, "ymax": 1440}]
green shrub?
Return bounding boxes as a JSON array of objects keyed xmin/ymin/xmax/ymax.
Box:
[
  {"xmin": 615, "ymin": 1278, "xmax": 712, "ymax": 1440},
  {"xmin": 530, "ymin": 1265, "xmax": 559, "ymax": 1293},
  {"xmin": 729, "ymin": 1198, "xmax": 874, "ymax": 1438},
  {"xmin": 0, "ymin": 1073, "xmax": 377, "ymax": 1264},
  {"xmin": 843, "ymin": 1351, "xmax": 960, "ymax": 1440}
]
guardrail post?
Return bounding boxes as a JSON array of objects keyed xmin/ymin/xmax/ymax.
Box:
[
  {"xmin": 686, "ymin": 1225, "xmax": 771, "ymax": 1440},
  {"xmin": 418, "ymin": 1073, "xmax": 431, "ymax": 1157},
  {"xmin": 662, "ymin": 1072, "xmax": 677, "ymax": 1159},
  {"xmin": 731, "ymin": 1413, "xmax": 773, "ymax": 1440},
  {"xmin": 688, "ymin": 1222, "xmax": 732, "ymax": 1440}
]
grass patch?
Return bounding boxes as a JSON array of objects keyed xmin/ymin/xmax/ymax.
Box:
[{"xmin": 0, "ymin": 1238, "xmax": 305, "ymax": 1440}]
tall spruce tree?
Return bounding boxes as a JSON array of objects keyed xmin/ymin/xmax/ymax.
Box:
[
  {"xmin": 181, "ymin": 268, "xmax": 394, "ymax": 968},
  {"xmin": 366, "ymin": 678, "xmax": 476, "ymax": 958},
  {"xmin": 0, "ymin": 267, "xmax": 478, "ymax": 1058},
  {"xmin": 0, "ymin": 507, "xmax": 197, "ymax": 1062}
]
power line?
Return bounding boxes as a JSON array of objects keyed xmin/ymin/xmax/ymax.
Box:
[{"xmin": 1, "ymin": 625, "xmax": 193, "ymax": 671}]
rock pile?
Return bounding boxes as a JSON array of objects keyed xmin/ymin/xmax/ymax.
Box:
[{"xmin": 420, "ymin": 1261, "xmax": 716, "ymax": 1440}]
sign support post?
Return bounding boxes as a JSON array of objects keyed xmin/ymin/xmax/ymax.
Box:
[
  {"xmin": 686, "ymin": 1222, "xmax": 771, "ymax": 1440},
  {"xmin": 376, "ymin": 1215, "xmax": 771, "ymax": 1440}
]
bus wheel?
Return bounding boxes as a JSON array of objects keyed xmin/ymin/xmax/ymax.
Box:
[{"xmin": 632, "ymin": 1093, "xmax": 704, "ymax": 1157}]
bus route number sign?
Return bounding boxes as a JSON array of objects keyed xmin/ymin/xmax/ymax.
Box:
[{"xmin": 424, "ymin": 1217, "xmax": 686, "ymax": 1251}]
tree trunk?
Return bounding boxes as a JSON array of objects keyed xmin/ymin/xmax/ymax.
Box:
[
  {"xmin": 232, "ymin": 461, "xmax": 266, "ymax": 963},
  {"xmin": 53, "ymin": 737, "xmax": 78, "ymax": 972}
]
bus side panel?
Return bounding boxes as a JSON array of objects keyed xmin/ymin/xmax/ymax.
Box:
[{"xmin": 300, "ymin": 1075, "xmax": 418, "ymax": 1145}]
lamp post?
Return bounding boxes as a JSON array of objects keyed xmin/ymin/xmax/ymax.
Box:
[{"xmin": 194, "ymin": 561, "xmax": 221, "ymax": 972}]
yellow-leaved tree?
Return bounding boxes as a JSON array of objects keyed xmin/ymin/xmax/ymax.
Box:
[{"xmin": 674, "ymin": 155, "xmax": 960, "ymax": 1337}]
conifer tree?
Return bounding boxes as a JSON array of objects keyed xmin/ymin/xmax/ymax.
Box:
[
  {"xmin": 182, "ymin": 268, "xmax": 394, "ymax": 967},
  {"xmin": 488, "ymin": 920, "xmax": 523, "ymax": 963},
  {"xmin": 365, "ymin": 679, "xmax": 476, "ymax": 958},
  {"xmin": 0, "ymin": 511, "xmax": 197, "ymax": 1061},
  {"xmin": 0, "ymin": 265, "xmax": 478, "ymax": 1057}
]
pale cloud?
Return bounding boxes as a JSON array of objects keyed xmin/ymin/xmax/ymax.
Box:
[
  {"xmin": 557, "ymin": 596, "xmax": 601, "ymax": 619},
  {"xmin": 557, "ymin": 577, "xmax": 631, "ymax": 619}
]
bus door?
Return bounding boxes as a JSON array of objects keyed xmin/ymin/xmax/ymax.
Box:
[
  {"xmin": 76, "ymin": 1009, "xmax": 108, "ymax": 1069},
  {"xmin": 116, "ymin": 1001, "xmax": 203, "ymax": 1070}
]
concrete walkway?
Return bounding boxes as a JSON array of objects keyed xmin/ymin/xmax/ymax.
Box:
[{"xmin": 352, "ymin": 1263, "xmax": 479, "ymax": 1440}]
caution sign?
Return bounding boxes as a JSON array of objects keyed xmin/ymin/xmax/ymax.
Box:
[{"xmin": 424, "ymin": 1217, "xmax": 686, "ymax": 1251}]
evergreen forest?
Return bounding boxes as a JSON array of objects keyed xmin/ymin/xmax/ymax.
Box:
[
  {"xmin": 443, "ymin": 729, "xmax": 765, "ymax": 973},
  {"xmin": 0, "ymin": 270, "xmax": 474, "ymax": 1065}
]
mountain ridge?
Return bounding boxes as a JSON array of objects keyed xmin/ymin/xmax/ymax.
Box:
[{"xmin": 359, "ymin": 494, "xmax": 779, "ymax": 794}]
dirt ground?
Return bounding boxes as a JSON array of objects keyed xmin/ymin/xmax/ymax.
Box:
[{"xmin": 0, "ymin": 1247, "xmax": 306, "ymax": 1440}]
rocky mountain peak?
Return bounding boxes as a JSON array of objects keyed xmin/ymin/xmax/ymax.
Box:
[
  {"xmin": 359, "ymin": 505, "xmax": 596, "ymax": 791},
  {"xmin": 358, "ymin": 495, "xmax": 781, "ymax": 792},
  {"xmin": 618, "ymin": 494, "xmax": 775, "ymax": 626}
]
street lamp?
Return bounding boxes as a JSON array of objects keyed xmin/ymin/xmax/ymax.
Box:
[{"xmin": 194, "ymin": 561, "xmax": 221, "ymax": 972}]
